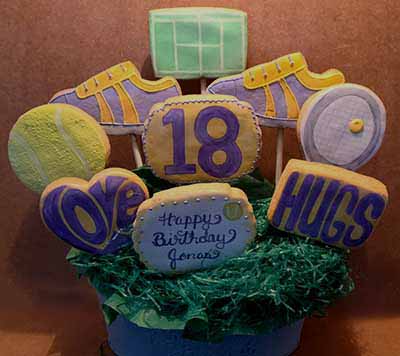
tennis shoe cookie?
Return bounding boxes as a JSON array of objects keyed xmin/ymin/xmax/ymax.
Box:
[
  {"xmin": 207, "ymin": 53, "xmax": 345, "ymax": 127},
  {"xmin": 50, "ymin": 61, "xmax": 181, "ymax": 134}
]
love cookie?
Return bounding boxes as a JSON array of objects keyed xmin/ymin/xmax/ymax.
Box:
[
  {"xmin": 268, "ymin": 159, "xmax": 388, "ymax": 248},
  {"xmin": 143, "ymin": 95, "xmax": 261, "ymax": 184},
  {"xmin": 40, "ymin": 168, "xmax": 149, "ymax": 254},
  {"xmin": 133, "ymin": 183, "xmax": 256, "ymax": 273}
]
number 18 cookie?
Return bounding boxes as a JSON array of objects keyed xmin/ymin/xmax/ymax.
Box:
[
  {"xmin": 133, "ymin": 183, "xmax": 256, "ymax": 273},
  {"xmin": 143, "ymin": 95, "xmax": 261, "ymax": 183}
]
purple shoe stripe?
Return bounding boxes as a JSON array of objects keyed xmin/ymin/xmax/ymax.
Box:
[
  {"xmin": 122, "ymin": 79, "xmax": 180, "ymax": 123},
  {"xmin": 269, "ymin": 82, "xmax": 287, "ymax": 118},
  {"xmin": 285, "ymin": 74, "xmax": 316, "ymax": 108},
  {"xmin": 103, "ymin": 87, "xmax": 124, "ymax": 124},
  {"xmin": 50, "ymin": 92, "xmax": 101, "ymax": 121}
]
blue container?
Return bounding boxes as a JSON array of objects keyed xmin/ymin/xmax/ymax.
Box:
[{"xmin": 99, "ymin": 295, "xmax": 304, "ymax": 356}]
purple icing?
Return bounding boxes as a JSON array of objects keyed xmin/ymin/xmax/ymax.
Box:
[
  {"xmin": 272, "ymin": 173, "xmax": 314, "ymax": 230},
  {"xmin": 42, "ymin": 175, "xmax": 148, "ymax": 255},
  {"xmin": 117, "ymin": 181, "xmax": 147, "ymax": 227},
  {"xmin": 50, "ymin": 90, "xmax": 101, "ymax": 121},
  {"xmin": 194, "ymin": 106, "xmax": 242, "ymax": 178},
  {"xmin": 272, "ymin": 173, "xmax": 386, "ymax": 247},
  {"xmin": 89, "ymin": 176, "xmax": 127, "ymax": 228},
  {"xmin": 207, "ymin": 77, "xmax": 266, "ymax": 116},
  {"xmin": 285, "ymin": 74, "xmax": 316, "ymax": 108},
  {"xmin": 61, "ymin": 188, "xmax": 108, "ymax": 245},
  {"xmin": 321, "ymin": 185, "xmax": 359, "ymax": 243},
  {"xmin": 298, "ymin": 179, "xmax": 340, "ymax": 238},
  {"xmin": 343, "ymin": 193, "xmax": 386, "ymax": 247},
  {"xmin": 269, "ymin": 82, "xmax": 287, "ymax": 118},
  {"xmin": 163, "ymin": 109, "xmax": 196, "ymax": 175},
  {"xmin": 42, "ymin": 186, "xmax": 104, "ymax": 253},
  {"xmin": 103, "ymin": 87, "xmax": 124, "ymax": 123},
  {"xmin": 122, "ymin": 79, "xmax": 180, "ymax": 123}
]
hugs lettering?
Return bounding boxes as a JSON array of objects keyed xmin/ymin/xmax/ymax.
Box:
[
  {"xmin": 270, "ymin": 171, "xmax": 387, "ymax": 248},
  {"xmin": 40, "ymin": 169, "xmax": 149, "ymax": 254}
]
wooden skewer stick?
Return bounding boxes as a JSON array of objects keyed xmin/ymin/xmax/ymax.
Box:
[
  {"xmin": 275, "ymin": 127, "xmax": 284, "ymax": 185},
  {"xmin": 200, "ymin": 78, "xmax": 207, "ymax": 94},
  {"xmin": 131, "ymin": 134, "xmax": 143, "ymax": 168}
]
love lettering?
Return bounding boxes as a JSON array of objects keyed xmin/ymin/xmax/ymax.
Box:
[
  {"xmin": 268, "ymin": 160, "xmax": 388, "ymax": 248},
  {"xmin": 40, "ymin": 169, "xmax": 149, "ymax": 254}
]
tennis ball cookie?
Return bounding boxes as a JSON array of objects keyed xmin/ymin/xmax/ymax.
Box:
[{"xmin": 8, "ymin": 104, "xmax": 111, "ymax": 193}]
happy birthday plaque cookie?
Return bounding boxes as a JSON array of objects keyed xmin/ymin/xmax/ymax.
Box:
[
  {"xmin": 8, "ymin": 104, "xmax": 110, "ymax": 193},
  {"xmin": 40, "ymin": 168, "xmax": 149, "ymax": 254},
  {"xmin": 267, "ymin": 159, "xmax": 388, "ymax": 248},
  {"xmin": 133, "ymin": 183, "xmax": 256, "ymax": 273},
  {"xmin": 297, "ymin": 84, "xmax": 386, "ymax": 170},
  {"xmin": 143, "ymin": 95, "xmax": 261, "ymax": 183}
]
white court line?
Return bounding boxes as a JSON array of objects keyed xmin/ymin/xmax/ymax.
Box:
[
  {"xmin": 175, "ymin": 43, "xmax": 220, "ymax": 48},
  {"xmin": 150, "ymin": 19, "xmax": 158, "ymax": 74},
  {"xmin": 242, "ymin": 17, "xmax": 246, "ymax": 68},
  {"xmin": 198, "ymin": 15, "xmax": 202, "ymax": 75},
  {"xmin": 153, "ymin": 18, "xmax": 243, "ymax": 23},
  {"xmin": 172, "ymin": 20, "xmax": 179, "ymax": 71},
  {"xmin": 220, "ymin": 22, "xmax": 224, "ymax": 71}
]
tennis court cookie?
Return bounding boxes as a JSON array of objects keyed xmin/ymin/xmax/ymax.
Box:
[
  {"xmin": 40, "ymin": 168, "xmax": 149, "ymax": 254},
  {"xmin": 133, "ymin": 183, "xmax": 256, "ymax": 273},
  {"xmin": 143, "ymin": 95, "xmax": 261, "ymax": 183},
  {"xmin": 267, "ymin": 159, "xmax": 388, "ymax": 248},
  {"xmin": 8, "ymin": 104, "xmax": 110, "ymax": 193},
  {"xmin": 297, "ymin": 84, "xmax": 386, "ymax": 170},
  {"xmin": 149, "ymin": 7, "xmax": 247, "ymax": 79}
]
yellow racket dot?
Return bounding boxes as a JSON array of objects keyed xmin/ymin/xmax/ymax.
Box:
[{"xmin": 349, "ymin": 118, "xmax": 364, "ymax": 133}]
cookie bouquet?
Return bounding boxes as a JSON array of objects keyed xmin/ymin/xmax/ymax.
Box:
[{"xmin": 8, "ymin": 7, "xmax": 388, "ymax": 356}]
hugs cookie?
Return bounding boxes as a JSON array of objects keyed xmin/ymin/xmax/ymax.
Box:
[
  {"xmin": 267, "ymin": 159, "xmax": 388, "ymax": 248},
  {"xmin": 143, "ymin": 94, "xmax": 261, "ymax": 184},
  {"xmin": 8, "ymin": 104, "xmax": 110, "ymax": 193},
  {"xmin": 40, "ymin": 168, "xmax": 149, "ymax": 254},
  {"xmin": 133, "ymin": 183, "xmax": 256, "ymax": 273}
]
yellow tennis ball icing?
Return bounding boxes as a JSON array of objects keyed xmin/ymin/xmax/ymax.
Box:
[{"xmin": 8, "ymin": 103, "xmax": 111, "ymax": 193}]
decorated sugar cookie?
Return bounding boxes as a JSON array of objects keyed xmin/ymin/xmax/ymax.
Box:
[
  {"xmin": 268, "ymin": 159, "xmax": 388, "ymax": 248},
  {"xmin": 133, "ymin": 183, "xmax": 256, "ymax": 273},
  {"xmin": 40, "ymin": 168, "xmax": 149, "ymax": 254},
  {"xmin": 50, "ymin": 61, "xmax": 181, "ymax": 135},
  {"xmin": 149, "ymin": 8, "xmax": 247, "ymax": 79},
  {"xmin": 207, "ymin": 52, "xmax": 345, "ymax": 128},
  {"xmin": 297, "ymin": 84, "xmax": 386, "ymax": 170},
  {"xmin": 143, "ymin": 95, "xmax": 261, "ymax": 183},
  {"xmin": 8, "ymin": 104, "xmax": 110, "ymax": 193}
]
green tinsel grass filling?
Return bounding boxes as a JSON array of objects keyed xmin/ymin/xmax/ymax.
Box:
[{"xmin": 67, "ymin": 167, "xmax": 354, "ymax": 342}]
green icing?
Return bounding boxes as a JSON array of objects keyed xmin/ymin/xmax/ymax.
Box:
[
  {"xmin": 67, "ymin": 167, "xmax": 354, "ymax": 343},
  {"xmin": 149, "ymin": 8, "xmax": 248, "ymax": 79}
]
